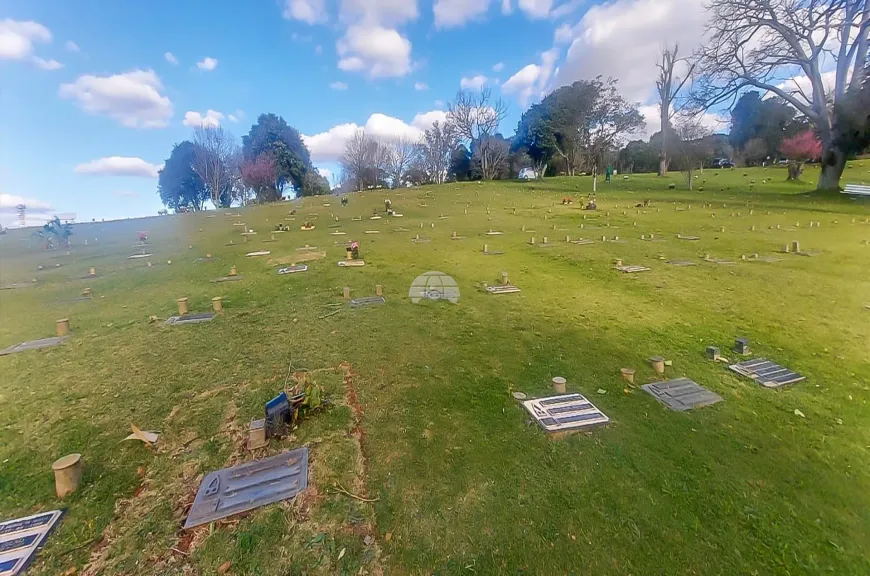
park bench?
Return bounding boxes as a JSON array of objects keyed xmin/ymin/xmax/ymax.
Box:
[{"xmin": 842, "ymin": 183, "xmax": 870, "ymax": 196}]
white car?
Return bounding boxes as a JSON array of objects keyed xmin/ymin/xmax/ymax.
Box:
[{"xmin": 518, "ymin": 168, "xmax": 538, "ymax": 180}]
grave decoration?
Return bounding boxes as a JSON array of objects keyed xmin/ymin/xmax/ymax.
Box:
[
  {"xmin": 184, "ymin": 448, "xmax": 309, "ymax": 529},
  {"xmin": 642, "ymin": 378, "xmax": 723, "ymax": 411},
  {"xmin": 0, "ymin": 510, "xmax": 65, "ymax": 575},
  {"xmin": 522, "ymin": 393, "xmax": 609, "ymax": 435},
  {"xmin": 409, "ymin": 271, "xmax": 460, "ymax": 303},
  {"xmin": 301, "ymin": 221, "xmax": 315, "ymax": 231}
]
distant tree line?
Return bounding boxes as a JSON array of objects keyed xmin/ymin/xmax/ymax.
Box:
[{"xmin": 158, "ymin": 113, "xmax": 329, "ymax": 212}]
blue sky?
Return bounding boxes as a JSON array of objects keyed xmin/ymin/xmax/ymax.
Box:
[{"xmin": 1, "ymin": 0, "xmax": 726, "ymax": 226}]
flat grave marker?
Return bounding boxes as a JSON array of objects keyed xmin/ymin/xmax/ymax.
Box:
[
  {"xmin": 615, "ymin": 264, "xmax": 651, "ymax": 273},
  {"xmin": 0, "ymin": 510, "xmax": 64, "ymax": 576},
  {"xmin": 642, "ymin": 378, "xmax": 723, "ymax": 411},
  {"xmin": 729, "ymin": 358, "xmax": 805, "ymax": 388},
  {"xmin": 184, "ymin": 448, "xmax": 308, "ymax": 529},
  {"xmin": 349, "ymin": 296, "xmax": 386, "ymax": 308},
  {"xmin": 522, "ymin": 393, "xmax": 609, "ymax": 434},
  {"xmin": 0, "ymin": 336, "xmax": 69, "ymax": 356},
  {"xmin": 165, "ymin": 312, "xmax": 216, "ymax": 326}
]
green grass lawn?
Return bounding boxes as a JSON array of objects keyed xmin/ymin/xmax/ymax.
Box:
[{"xmin": 1, "ymin": 163, "xmax": 869, "ymax": 575}]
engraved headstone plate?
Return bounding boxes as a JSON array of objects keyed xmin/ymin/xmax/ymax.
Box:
[
  {"xmin": 522, "ymin": 394, "xmax": 609, "ymax": 433},
  {"xmin": 183, "ymin": 448, "xmax": 308, "ymax": 529},
  {"xmin": 0, "ymin": 510, "xmax": 64, "ymax": 576},
  {"xmin": 0, "ymin": 337, "xmax": 69, "ymax": 356},
  {"xmin": 729, "ymin": 358, "xmax": 805, "ymax": 388},
  {"xmin": 165, "ymin": 313, "xmax": 215, "ymax": 326},
  {"xmin": 642, "ymin": 378, "xmax": 722, "ymax": 411}
]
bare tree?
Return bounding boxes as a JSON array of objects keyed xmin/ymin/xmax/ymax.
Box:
[
  {"xmin": 656, "ymin": 44, "xmax": 696, "ymax": 176},
  {"xmin": 367, "ymin": 139, "xmax": 390, "ymax": 187},
  {"xmin": 694, "ymin": 0, "xmax": 870, "ymax": 190},
  {"xmin": 447, "ymin": 88, "xmax": 509, "ymax": 180},
  {"xmin": 192, "ymin": 126, "xmax": 238, "ymax": 207},
  {"xmin": 471, "ymin": 135, "xmax": 510, "ymax": 180},
  {"xmin": 386, "ymin": 136, "xmax": 418, "ymax": 188},
  {"xmin": 418, "ymin": 121, "xmax": 457, "ymax": 184},
  {"xmin": 674, "ymin": 115, "xmax": 713, "ymax": 190},
  {"xmin": 340, "ymin": 129, "xmax": 370, "ymax": 191}
]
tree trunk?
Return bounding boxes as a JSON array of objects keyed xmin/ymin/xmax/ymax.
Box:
[
  {"xmin": 816, "ymin": 139, "xmax": 846, "ymax": 191},
  {"xmin": 787, "ymin": 161, "xmax": 803, "ymax": 181},
  {"xmin": 659, "ymin": 103, "xmax": 669, "ymax": 176}
]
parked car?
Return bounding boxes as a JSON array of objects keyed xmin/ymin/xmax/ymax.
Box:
[
  {"xmin": 518, "ymin": 167, "xmax": 538, "ymax": 180},
  {"xmin": 711, "ymin": 158, "xmax": 735, "ymax": 169}
]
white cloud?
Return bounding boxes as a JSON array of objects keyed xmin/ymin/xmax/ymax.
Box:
[
  {"xmin": 0, "ymin": 19, "xmax": 51, "ymax": 60},
  {"xmin": 550, "ymin": 0, "xmax": 584, "ymax": 19},
  {"xmin": 197, "ymin": 57, "xmax": 218, "ymax": 71},
  {"xmin": 65, "ymin": 40, "xmax": 79, "ymax": 52},
  {"xmin": 434, "ymin": 99, "xmax": 445, "ymax": 108},
  {"xmin": 32, "ymin": 56, "xmax": 62, "ymax": 70},
  {"xmin": 283, "ymin": 0, "xmax": 328, "ymax": 24},
  {"xmin": 303, "ymin": 109, "xmax": 444, "ymax": 162},
  {"xmin": 337, "ymin": 25, "xmax": 412, "ymax": 78},
  {"xmin": 303, "ymin": 123, "xmax": 360, "ymax": 163},
  {"xmin": 0, "ymin": 193, "xmax": 54, "ymax": 228},
  {"xmin": 411, "ymin": 110, "xmax": 448, "ymax": 131},
  {"xmin": 502, "ymin": 0, "xmax": 513, "ymax": 14},
  {"xmin": 340, "ymin": 0, "xmax": 418, "ymax": 26},
  {"xmin": 0, "ymin": 193, "xmax": 52, "ymax": 211},
  {"xmin": 164, "ymin": 51, "xmax": 178, "ymax": 65},
  {"xmin": 414, "ymin": 81, "xmax": 428, "ymax": 90},
  {"xmin": 553, "ymin": 23, "xmax": 573, "ymax": 44},
  {"xmin": 315, "ymin": 44, "xmax": 323, "ymax": 55},
  {"xmin": 59, "ymin": 69, "xmax": 173, "ymax": 128},
  {"xmin": 501, "ymin": 48, "xmax": 558, "ymax": 106},
  {"xmin": 638, "ymin": 105, "xmax": 727, "ymax": 139},
  {"xmin": 330, "ymin": 81, "xmax": 349, "ymax": 90},
  {"xmin": 518, "ymin": 0, "xmax": 553, "ymax": 19},
  {"xmin": 637, "ymin": 104, "xmax": 662, "ymax": 139},
  {"xmin": 74, "ymin": 157, "xmax": 162, "ymax": 178},
  {"xmin": 492, "ymin": 61, "xmax": 504, "ymax": 72},
  {"xmin": 555, "ymin": 0, "xmax": 706, "ymax": 103},
  {"xmin": 183, "ymin": 109, "xmax": 224, "ymax": 128},
  {"xmin": 773, "ymin": 70, "xmax": 837, "ymax": 106},
  {"xmin": 460, "ymin": 74, "xmax": 489, "ymax": 90},
  {"xmin": 434, "ymin": 0, "xmax": 493, "ymax": 29},
  {"xmin": 316, "ymin": 167, "xmax": 333, "ymax": 182}
]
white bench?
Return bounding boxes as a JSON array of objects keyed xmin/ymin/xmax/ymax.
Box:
[{"xmin": 843, "ymin": 183, "xmax": 870, "ymax": 196}]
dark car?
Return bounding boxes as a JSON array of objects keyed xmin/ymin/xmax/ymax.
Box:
[{"xmin": 712, "ymin": 158, "xmax": 735, "ymax": 169}]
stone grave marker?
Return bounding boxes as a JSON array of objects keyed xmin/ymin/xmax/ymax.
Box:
[
  {"xmin": 522, "ymin": 393, "xmax": 609, "ymax": 434},
  {"xmin": 642, "ymin": 378, "xmax": 723, "ymax": 411}
]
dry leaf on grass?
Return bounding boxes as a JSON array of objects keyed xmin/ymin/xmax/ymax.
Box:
[
  {"xmin": 218, "ymin": 560, "xmax": 232, "ymax": 574},
  {"xmin": 124, "ymin": 424, "xmax": 159, "ymax": 446}
]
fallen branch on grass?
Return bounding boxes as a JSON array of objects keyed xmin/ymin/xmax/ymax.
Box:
[{"xmin": 333, "ymin": 482, "xmax": 379, "ymax": 502}]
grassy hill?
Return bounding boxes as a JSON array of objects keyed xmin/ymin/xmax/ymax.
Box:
[{"xmin": 1, "ymin": 162, "xmax": 869, "ymax": 575}]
